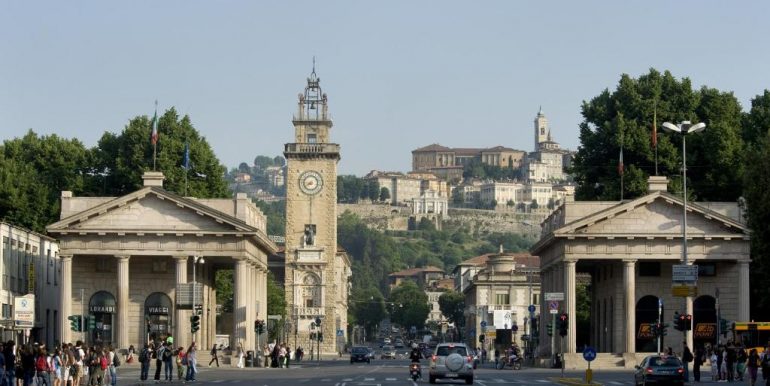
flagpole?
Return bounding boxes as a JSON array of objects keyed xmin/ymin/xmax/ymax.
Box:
[
  {"xmin": 654, "ymin": 99, "xmax": 658, "ymax": 176},
  {"xmin": 153, "ymin": 100, "xmax": 158, "ymax": 171}
]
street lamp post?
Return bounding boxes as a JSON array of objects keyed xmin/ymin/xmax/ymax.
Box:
[
  {"xmin": 662, "ymin": 120, "xmax": 706, "ymax": 349},
  {"xmin": 191, "ymin": 255, "xmax": 205, "ymax": 343},
  {"xmin": 661, "ymin": 120, "xmax": 706, "ymax": 266}
]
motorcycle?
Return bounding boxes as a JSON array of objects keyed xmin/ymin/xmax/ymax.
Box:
[
  {"xmin": 409, "ymin": 363, "xmax": 421, "ymax": 381},
  {"xmin": 509, "ymin": 354, "xmax": 522, "ymax": 370}
]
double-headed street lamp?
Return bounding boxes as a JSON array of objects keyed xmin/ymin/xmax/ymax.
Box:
[{"xmin": 661, "ymin": 120, "xmax": 706, "ymax": 265}]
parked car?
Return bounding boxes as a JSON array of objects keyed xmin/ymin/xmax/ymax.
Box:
[
  {"xmin": 429, "ymin": 343, "xmax": 474, "ymax": 384},
  {"xmin": 350, "ymin": 346, "xmax": 371, "ymax": 364},
  {"xmin": 634, "ymin": 355, "xmax": 684, "ymax": 386},
  {"xmin": 394, "ymin": 338, "xmax": 404, "ymax": 348},
  {"xmin": 381, "ymin": 345, "xmax": 397, "ymax": 359}
]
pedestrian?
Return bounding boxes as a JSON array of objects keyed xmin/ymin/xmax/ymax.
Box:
[
  {"xmin": 285, "ymin": 346, "xmax": 291, "ymax": 369},
  {"xmin": 184, "ymin": 343, "xmax": 197, "ymax": 382},
  {"xmin": 279, "ymin": 345, "xmax": 286, "ymax": 368},
  {"xmin": 73, "ymin": 341, "xmax": 85, "ymax": 386},
  {"xmin": 51, "ymin": 349, "xmax": 62, "ymax": 386},
  {"xmin": 153, "ymin": 343, "xmax": 162, "ymax": 383},
  {"xmin": 709, "ymin": 349, "xmax": 718, "ymax": 381},
  {"xmin": 208, "ymin": 345, "xmax": 219, "ymax": 368},
  {"xmin": 262, "ymin": 346, "xmax": 269, "ymax": 368},
  {"xmin": 4, "ymin": 341, "xmax": 15, "ymax": 386},
  {"xmin": 175, "ymin": 348, "xmax": 185, "ymax": 382},
  {"xmin": 748, "ymin": 349, "xmax": 760, "ymax": 386},
  {"xmin": 126, "ymin": 346, "xmax": 134, "ymax": 364},
  {"xmin": 738, "ymin": 347, "xmax": 748, "ymax": 381},
  {"xmin": 35, "ymin": 348, "xmax": 51, "ymax": 386},
  {"xmin": 726, "ymin": 345, "xmax": 736, "ymax": 381},
  {"xmin": 22, "ymin": 345, "xmax": 35, "ymax": 386},
  {"xmin": 61, "ymin": 347, "xmax": 73, "ymax": 386},
  {"xmin": 106, "ymin": 346, "xmax": 117, "ymax": 386},
  {"xmin": 161, "ymin": 343, "xmax": 173, "ymax": 382},
  {"xmin": 138, "ymin": 344, "xmax": 151, "ymax": 382},
  {"xmin": 681, "ymin": 342, "xmax": 693, "ymax": 382},
  {"xmin": 693, "ymin": 345, "xmax": 703, "ymax": 382},
  {"xmin": 0, "ymin": 343, "xmax": 5, "ymax": 386},
  {"xmin": 236, "ymin": 343, "xmax": 244, "ymax": 369}
]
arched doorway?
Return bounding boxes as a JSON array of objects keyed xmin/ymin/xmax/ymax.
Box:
[
  {"xmin": 693, "ymin": 295, "xmax": 717, "ymax": 348},
  {"xmin": 88, "ymin": 291, "xmax": 116, "ymax": 346},
  {"xmin": 636, "ymin": 295, "xmax": 663, "ymax": 352},
  {"xmin": 145, "ymin": 293, "xmax": 173, "ymax": 343}
]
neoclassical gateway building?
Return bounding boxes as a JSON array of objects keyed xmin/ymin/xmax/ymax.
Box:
[
  {"xmin": 47, "ymin": 172, "xmax": 277, "ymax": 352},
  {"xmin": 532, "ymin": 176, "xmax": 750, "ymax": 368}
]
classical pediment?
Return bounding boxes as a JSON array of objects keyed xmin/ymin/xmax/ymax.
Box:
[
  {"xmin": 555, "ymin": 192, "xmax": 748, "ymax": 239},
  {"xmin": 48, "ymin": 187, "xmax": 256, "ymax": 235}
]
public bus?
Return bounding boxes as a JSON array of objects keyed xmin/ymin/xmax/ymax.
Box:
[{"xmin": 733, "ymin": 322, "xmax": 770, "ymax": 351}]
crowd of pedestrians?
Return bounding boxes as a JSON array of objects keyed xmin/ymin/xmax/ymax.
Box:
[
  {"xmin": 137, "ymin": 337, "xmax": 197, "ymax": 383},
  {"xmin": 678, "ymin": 341, "xmax": 770, "ymax": 385},
  {"xmin": 0, "ymin": 340, "xmax": 120, "ymax": 386}
]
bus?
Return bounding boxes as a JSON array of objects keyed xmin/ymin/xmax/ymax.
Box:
[{"xmin": 733, "ymin": 322, "xmax": 770, "ymax": 351}]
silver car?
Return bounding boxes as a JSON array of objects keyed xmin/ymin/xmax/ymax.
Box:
[{"xmin": 429, "ymin": 343, "xmax": 474, "ymax": 384}]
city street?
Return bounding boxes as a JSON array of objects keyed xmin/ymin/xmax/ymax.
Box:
[{"xmin": 111, "ymin": 358, "xmax": 729, "ymax": 386}]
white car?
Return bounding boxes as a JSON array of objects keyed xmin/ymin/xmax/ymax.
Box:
[{"xmin": 429, "ymin": 343, "xmax": 474, "ymax": 384}]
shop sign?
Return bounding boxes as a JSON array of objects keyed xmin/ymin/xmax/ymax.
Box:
[
  {"xmin": 89, "ymin": 305, "xmax": 115, "ymax": 313},
  {"xmin": 147, "ymin": 306, "xmax": 170, "ymax": 315},
  {"xmin": 694, "ymin": 323, "xmax": 716, "ymax": 339},
  {"xmin": 637, "ymin": 323, "xmax": 654, "ymax": 339}
]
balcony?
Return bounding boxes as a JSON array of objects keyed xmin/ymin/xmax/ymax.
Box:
[{"xmin": 284, "ymin": 143, "xmax": 340, "ymax": 158}]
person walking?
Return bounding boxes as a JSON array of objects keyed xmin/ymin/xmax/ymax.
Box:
[
  {"xmin": 51, "ymin": 349, "xmax": 62, "ymax": 386},
  {"xmin": 738, "ymin": 347, "xmax": 748, "ymax": 381},
  {"xmin": 107, "ymin": 346, "xmax": 117, "ymax": 386},
  {"xmin": 748, "ymin": 348, "xmax": 760, "ymax": 386},
  {"xmin": 153, "ymin": 343, "xmax": 163, "ymax": 383},
  {"xmin": 3, "ymin": 341, "xmax": 15, "ymax": 386},
  {"xmin": 262, "ymin": 346, "xmax": 269, "ymax": 368},
  {"xmin": 0, "ymin": 343, "xmax": 6, "ymax": 386},
  {"xmin": 161, "ymin": 343, "xmax": 173, "ymax": 382},
  {"xmin": 138, "ymin": 344, "xmax": 151, "ymax": 382},
  {"xmin": 693, "ymin": 345, "xmax": 703, "ymax": 382},
  {"xmin": 285, "ymin": 346, "xmax": 291, "ymax": 369},
  {"xmin": 34, "ymin": 348, "xmax": 51, "ymax": 386},
  {"xmin": 207, "ymin": 345, "xmax": 219, "ymax": 368},
  {"xmin": 236, "ymin": 344, "xmax": 244, "ymax": 369},
  {"xmin": 681, "ymin": 342, "xmax": 693, "ymax": 383},
  {"xmin": 175, "ymin": 348, "xmax": 185, "ymax": 382},
  {"xmin": 184, "ymin": 343, "xmax": 197, "ymax": 382},
  {"xmin": 726, "ymin": 345, "xmax": 737, "ymax": 382}
]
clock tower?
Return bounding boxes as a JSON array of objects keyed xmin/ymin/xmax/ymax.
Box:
[{"xmin": 283, "ymin": 65, "xmax": 347, "ymax": 356}]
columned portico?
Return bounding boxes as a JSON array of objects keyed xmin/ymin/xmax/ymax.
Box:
[
  {"xmin": 233, "ymin": 259, "xmax": 249, "ymax": 349},
  {"xmin": 116, "ymin": 255, "xmax": 130, "ymax": 349},
  {"xmin": 563, "ymin": 259, "xmax": 576, "ymax": 353},
  {"xmin": 738, "ymin": 260, "xmax": 751, "ymax": 321},
  {"xmin": 173, "ymin": 256, "xmax": 189, "ymax": 350},
  {"xmin": 59, "ymin": 255, "xmax": 73, "ymax": 344},
  {"xmin": 623, "ymin": 259, "xmax": 636, "ymax": 354}
]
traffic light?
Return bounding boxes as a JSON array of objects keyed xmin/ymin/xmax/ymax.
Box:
[
  {"xmin": 546, "ymin": 323, "xmax": 553, "ymax": 336},
  {"xmin": 310, "ymin": 332, "xmax": 316, "ymax": 341},
  {"xmin": 255, "ymin": 319, "xmax": 265, "ymax": 335},
  {"xmin": 190, "ymin": 315, "xmax": 200, "ymax": 333},
  {"xmin": 86, "ymin": 315, "xmax": 96, "ymax": 331},
  {"xmin": 673, "ymin": 312, "xmax": 683, "ymax": 331},
  {"xmin": 558, "ymin": 313, "xmax": 568, "ymax": 337},
  {"xmin": 68, "ymin": 315, "xmax": 82, "ymax": 332},
  {"xmin": 719, "ymin": 318, "xmax": 729, "ymax": 337},
  {"xmin": 684, "ymin": 314, "xmax": 693, "ymax": 331},
  {"xmin": 661, "ymin": 323, "xmax": 669, "ymax": 336}
]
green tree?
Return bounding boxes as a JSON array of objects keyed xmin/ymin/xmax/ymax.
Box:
[
  {"xmin": 252, "ymin": 199, "xmax": 286, "ymax": 236},
  {"xmin": 266, "ymin": 271, "xmax": 286, "ymax": 318},
  {"xmin": 379, "ymin": 187, "xmax": 391, "ymax": 202},
  {"xmin": 571, "ymin": 69, "xmax": 744, "ymax": 202},
  {"xmin": 745, "ymin": 93, "xmax": 770, "ymax": 319},
  {"xmin": 388, "ymin": 281, "xmax": 429, "ymax": 330},
  {"xmin": 94, "ymin": 108, "xmax": 229, "ymax": 198},
  {"xmin": 350, "ymin": 286, "xmax": 387, "ymax": 338},
  {"xmin": 215, "ymin": 270, "xmax": 234, "ymax": 312},
  {"xmin": 253, "ymin": 155, "xmax": 275, "ymax": 170},
  {"xmin": 438, "ymin": 291, "xmax": 465, "ymax": 333}
]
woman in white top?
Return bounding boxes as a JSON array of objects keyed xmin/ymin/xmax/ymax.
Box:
[
  {"xmin": 107, "ymin": 346, "xmax": 117, "ymax": 386},
  {"xmin": 236, "ymin": 343, "xmax": 244, "ymax": 369}
]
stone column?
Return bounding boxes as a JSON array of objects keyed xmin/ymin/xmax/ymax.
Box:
[
  {"xmin": 116, "ymin": 255, "xmax": 130, "ymax": 350},
  {"xmin": 60, "ymin": 255, "xmax": 73, "ymax": 344},
  {"xmin": 173, "ymin": 256, "xmax": 189, "ymax": 350},
  {"xmin": 233, "ymin": 259, "xmax": 248, "ymax": 350},
  {"xmin": 738, "ymin": 260, "xmax": 751, "ymax": 321},
  {"xmin": 563, "ymin": 259, "xmax": 577, "ymax": 353},
  {"xmin": 623, "ymin": 259, "xmax": 636, "ymax": 353}
]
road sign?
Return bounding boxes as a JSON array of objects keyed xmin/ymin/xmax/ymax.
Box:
[
  {"xmin": 528, "ymin": 305, "xmax": 536, "ymax": 313},
  {"xmin": 545, "ymin": 292, "xmax": 564, "ymax": 301},
  {"xmin": 548, "ymin": 301, "xmax": 559, "ymax": 314},
  {"xmin": 469, "ymin": 328, "xmax": 476, "ymax": 337},
  {"xmin": 337, "ymin": 329, "xmax": 344, "ymax": 337},
  {"xmin": 14, "ymin": 295, "xmax": 35, "ymax": 328},
  {"xmin": 672, "ymin": 284, "xmax": 698, "ymax": 297},
  {"xmin": 672, "ymin": 264, "xmax": 698, "ymax": 283},
  {"xmin": 480, "ymin": 321, "xmax": 487, "ymax": 328},
  {"xmin": 583, "ymin": 346, "xmax": 597, "ymax": 362}
]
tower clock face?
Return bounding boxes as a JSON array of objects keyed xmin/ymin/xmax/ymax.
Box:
[{"xmin": 299, "ymin": 170, "xmax": 323, "ymax": 195}]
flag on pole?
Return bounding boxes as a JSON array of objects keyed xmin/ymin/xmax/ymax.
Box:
[
  {"xmin": 618, "ymin": 147, "xmax": 625, "ymax": 176},
  {"xmin": 652, "ymin": 103, "xmax": 658, "ymax": 148},
  {"xmin": 151, "ymin": 100, "xmax": 159, "ymax": 145},
  {"xmin": 183, "ymin": 142, "xmax": 190, "ymax": 170}
]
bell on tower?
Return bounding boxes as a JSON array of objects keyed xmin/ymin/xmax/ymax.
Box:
[{"xmin": 292, "ymin": 58, "xmax": 334, "ymax": 145}]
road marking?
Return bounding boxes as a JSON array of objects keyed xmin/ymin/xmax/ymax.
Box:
[
  {"xmin": 211, "ymin": 381, "xmax": 225, "ymax": 384},
  {"xmin": 537, "ymin": 380, "xmax": 551, "ymax": 383},
  {"xmin": 609, "ymin": 382, "xmax": 624, "ymax": 385},
  {"xmin": 342, "ymin": 379, "xmax": 353, "ymax": 382},
  {"xmin": 385, "ymin": 378, "xmax": 396, "ymax": 381},
  {"xmin": 321, "ymin": 379, "xmax": 331, "ymax": 382},
  {"xmin": 364, "ymin": 378, "xmax": 375, "ymax": 381}
]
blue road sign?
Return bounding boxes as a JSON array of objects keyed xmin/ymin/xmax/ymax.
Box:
[
  {"xmin": 337, "ymin": 329, "xmax": 344, "ymax": 336},
  {"xmin": 528, "ymin": 304, "xmax": 536, "ymax": 313},
  {"xmin": 583, "ymin": 346, "xmax": 597, "ymax": 362},
  {"xmin": 480, "ymin": 321, "xmax": 487, "ymax": 328},
  {"xmin": 470, "ymin": 328, "xmax": 476, "ymax": 336}
]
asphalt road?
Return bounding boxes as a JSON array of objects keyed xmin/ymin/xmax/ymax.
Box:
[{"xmin": 112, "ymin": 358, "xmax": 730, "ymax": 386}]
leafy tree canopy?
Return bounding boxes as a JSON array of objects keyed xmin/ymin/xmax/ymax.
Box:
[
  {"xmin": 388, "ymin": 280, "xmax": 430, "ymax": 330},
  {"xmin": 438, "ymin": 291, "xmax": 465, "ymax": 327}
]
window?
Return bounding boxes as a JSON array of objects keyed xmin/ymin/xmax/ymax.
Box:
[
  {"xmin": 307, "ymin": 133, "xmax": 317, "ymax": 143},
  {"xmin": 698, "ymin": 263, "xmax": 716, "ymax": 277},
  {"xmin": 495, "ymin": 293, "xmax": 510, "ymax": 306},
  {"xmin": 639, "ymin": 262, "xmax": 661, "ymax": 277},
  {"xmin": 532, "ymin": 294, "xmax": 539, "ymax": 305}
]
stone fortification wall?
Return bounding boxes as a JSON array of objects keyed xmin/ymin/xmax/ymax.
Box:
[{"xmin": 337, "ymin": 203, "xmax": 545, "ymax": 237}]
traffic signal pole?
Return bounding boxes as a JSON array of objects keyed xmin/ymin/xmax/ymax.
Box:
[{"xmin": 551, "ymin": 313, "xmax": 556, "ymax": 367}]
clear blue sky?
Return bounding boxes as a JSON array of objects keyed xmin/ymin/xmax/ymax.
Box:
[{"xmin": 2, "ymin": 1, "xmax": 769, "ymax": 175}]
